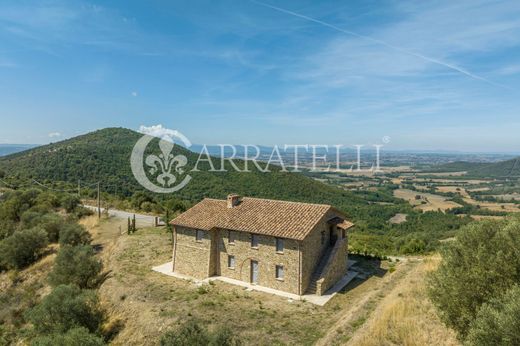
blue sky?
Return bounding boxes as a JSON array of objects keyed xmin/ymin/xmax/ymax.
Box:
[{"xmin": 1, "ymin": 0, "xmax": 520, "ymax": 151}]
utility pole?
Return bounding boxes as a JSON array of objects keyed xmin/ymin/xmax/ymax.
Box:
[
  {"xmin": 78, "ymin": 179, "xmax": 81, "ymax": 197},
  {"xmin": 97, "ymin": 182, "xmax": 101, "ymax": 219}
]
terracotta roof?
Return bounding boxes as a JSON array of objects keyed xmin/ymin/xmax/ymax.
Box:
[
  {"xmin": 337, "ymin": 220, "xmax": 355, "ymax": 230},
  {"xmin": 171, "ymin": 197, "xmax": 350, "ymax": 240}
]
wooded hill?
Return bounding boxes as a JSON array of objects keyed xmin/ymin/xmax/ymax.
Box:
[
  {"xmin": 0, "ymin": 127, "xmax": 471, "ymax": 255},
  {"xmin": 429, "ymin": 158, "xmax": 520, "ymax": 177}
]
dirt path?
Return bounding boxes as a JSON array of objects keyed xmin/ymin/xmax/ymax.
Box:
[
  {"xmin": 345, "ymin": 257, "xmax": 459, "ymax": 346},
  {"xmin": 316, "ymin": 260, "xmax": 417, "ymax": 346}
]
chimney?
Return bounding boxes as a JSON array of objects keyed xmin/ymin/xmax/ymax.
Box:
[{"xmin": 227, "ymin": 194, "xmax": 240, "ymax": 208}]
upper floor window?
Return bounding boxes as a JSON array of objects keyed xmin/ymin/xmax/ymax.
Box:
[
  {"xmin": 251, "ymin": 234, "xmax": 259, "ymax": 248},
  {"xmin": 228, "ymin": 230, "xmax": 235, "ymax": 244},
  {"xmin": 195, "ymin": 230, "xmax": 204, "ymax": 242},
  {"xmin": 275, "ymin": 238, "xmax": 284, "ymax": 253}
]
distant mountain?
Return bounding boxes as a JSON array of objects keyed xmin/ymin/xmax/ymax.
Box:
[
  {"xmin": 0, "ymin": 144, "xmax": 38, "ymax": 157},
  {"xmin": 0, "ymin": 127, "xmax": 367, "ymax": 213},
  {"xmin": 429, "ymin": 158, "xmax": 520, "ymax": 177}
]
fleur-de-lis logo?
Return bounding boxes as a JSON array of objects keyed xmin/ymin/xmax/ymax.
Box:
[
  {"xmin": 145, "ymin": 139, "xmax": 188, "ymax": 187},
  {"xmin": 131, "ymin": 130, "xmax": 192, "ymax": 193}
]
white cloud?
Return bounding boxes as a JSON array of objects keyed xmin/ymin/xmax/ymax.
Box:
[
  {"xmin": 138, "ymin": 125, "xmax": 179, "ymax": 143},
  {"xmin": 131, "ymin": 91, "xmax": 138, "ymax": 97},
  {"xmin": 48, "ymin": 132, "xmax": 61, "ymax": 138}
]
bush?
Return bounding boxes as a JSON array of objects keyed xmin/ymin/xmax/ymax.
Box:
[
  {"xmin": 429, "ymin": 219, "xmax": 520, "ymax": 339},
  {"xmin": 160, "ymin": 319, "xmax": 241, "ymax": 346},
  {"xmin": 31, "ymin": 327, "xmax": 105, "ymax": 346},
  {"xmin": 40, "ymin": 213, "xmax": 65, "ymax": 242},
  {"xmin": 59, "ymin": 223, "xmax": 91, "ymax": 246},
  {"xmin": 465, "ymin": 285, "xmax": 520, "ymax": 346},
  {"xmin": 25, "ymin": 285, "xmax": 103, "ymax": 334},
  {"xmin": 74, "ymin": 206, "xmax": 94, "ymax": 219},
  {"xmin": 48, "ymin": 245, "xmax": 102, "ymax": 289},
  {"xmin": 0, "ymin": 218, "xmax": 16, "ymax": 240},
  {"xmin": 60, "ymin": 194, "xmax": 81, "ymax": 213},
  {"xmin": 0, "ymin": 228, "xmax": 48, "ymax": 269}
]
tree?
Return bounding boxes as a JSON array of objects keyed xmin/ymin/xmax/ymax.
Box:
[
  {"xmin": 31, "ymin": 327, "xmax": 105, "ymax": 346},
  {"xmin": 429, "ymin": 219, "xmax": 520, "ymax": 338},
  {"xmin": 0, "ymin": 228, "xmax": 48, "ymax": 269},
  {"xmin": 40, "ymin": 213, "xmax": 65, "ymax": 242},
  {"xmin": 48, "ymin": 245, "xmax": 102, "ymax": 289},
  {"xmin": 60, "ymin": 194, "xmax": 81, "ymax": 213},
  {"xmin": 59, "ymin": 223, "xmax": 91, "ymax": 246},
  {"xmin": 25, "ymin": 285, "xmax": 103, "ymax": 334},
  {"xmin": 465, "ymin": 285, "xmax": 520, "ymax": 346}
]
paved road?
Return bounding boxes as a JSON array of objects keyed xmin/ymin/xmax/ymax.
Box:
[{"xmin": 83, "ymin": 205, "xmax": 164, "ymax": 226}]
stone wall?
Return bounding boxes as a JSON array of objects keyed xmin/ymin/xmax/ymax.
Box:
[
  {"xmin": 217, "ymin": 229, "xmax": 301, "ymax": 295},
  {"xmin": 315, "ymin": 237, "xmax": 348, "ymax": 295},
  {"xmin": 300, "ymin": 209, "xmax": 342, "ymax": 293},
  {"xmin": 172, "ymin": 226, "xmax": 212, "ymax": 279}
]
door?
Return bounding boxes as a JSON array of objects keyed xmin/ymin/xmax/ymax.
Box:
[
  {"xmin": 329, "ymin": 225, "xmax": 336, "ymax": 246},
  {"xmin": 250, "ymin": 260, "xmax": 259, "ymax": 284}
]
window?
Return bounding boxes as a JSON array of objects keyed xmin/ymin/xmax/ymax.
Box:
[
  {"xmin": 275, "ymin": 265, "xmax": 284, "ymax": 280},
  {"xmin": 321, "ymin": 230, "xmax": 325, "ymax": 245},
  {"xmin": 251, "ymin": 234, "xmax": 259, "ymax": 248},
  {"xmin": 341, "ymin": 229, "xmax": 346, "ymax": 239},
  {"xmin": 275, "ymin": 238, "xmax": 284, "ymax": 253},
  {"xmin": 228, "ymin": 255, "xmax": 235, "ymax": 268},
  {"xmin": 195, "ymin": 230, "xmax": 203, "ymax": 242},
  {"xmin": 228, "ymin": 230, "xmax": 235, "ymax": 244}
]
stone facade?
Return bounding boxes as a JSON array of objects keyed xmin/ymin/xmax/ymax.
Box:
[
  {"xmin": 171, "ymin": 196, "xmax": 352, "ymax": 296},
  {"xmin": 172, "ymin": 226, "xmax": 212, "ymax": 279},
  {"xmin": 217, "ymin": 229, "xmax": 301, "ymax": 294}
]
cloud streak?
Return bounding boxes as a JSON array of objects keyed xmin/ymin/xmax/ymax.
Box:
[{"xmin": 252, "ymin": 0, "xmax": 514, "ymax": 91}]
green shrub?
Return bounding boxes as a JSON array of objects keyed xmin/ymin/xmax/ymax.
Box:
[
  {"xmin": 20, "ymin": 211, "xmax": 45, "ymax": 229},
  {"xmin": 31, "ymin": 327, "xmax": 105, "ymax": 346},
  {"xmin": 60, "ymin": 195, "xmax": 81, "ymax": 213},
  {"xmin": 59, "ymin": 223, "xmax": 91, "ymax": 246},
  {"xmin": 160, "ymin": 319, "xmax": 241, "ymax": 346},
  {"xmin": 465, "ymin": 285, "xmax": 520, "ymax": 346},
  {"xmin": 0, "ymin": 218, "xmax": 16, "ymax": 240},
  {"xmin": 429, "ymin": 219, "xmax": 520, "ymax": 338},
  {"xmin": 74, "ymin": 206, "xmax": 94, "ymax": 219},
  {"xmin": 0, "ymin": 228, "xmax": 48, "ymax": 269},
  {"xmin": 48, "ymin": 245, "xmax": 102, "ymax": 289},
  {"xmin": 25, "ymin": 285, "xmax": 103, "ymax": 334},
  {"xmin": 40, "ymin": 213, "xmax": 65, "ymax": 242}
]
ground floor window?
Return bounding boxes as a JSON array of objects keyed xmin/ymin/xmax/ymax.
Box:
[
  {"xmin": 228, "ymin": 255, "xmax": 235, "ymax": 268},
  {"xmin": 275, "ymin": 265, "xmax": 284, "ymax": 280}
]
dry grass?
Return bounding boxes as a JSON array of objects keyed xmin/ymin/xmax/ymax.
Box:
[
  {"xmin": 462, "ymin": 197, "xmax": 520, "ymax": 213},
  {"xmin": 436, "ymin": 186, "xmax": 470, "ymax": 197},
  {"xmin": 393, "ymin": 189, "xmax": 461, "ymax": 212},
  {"xmin": 83, "ymin": 218, "xmax": 405, "ymax": 346},
  {"xmin": 346, "ymin": 257, "xmax": 459, "ymax": 346}
]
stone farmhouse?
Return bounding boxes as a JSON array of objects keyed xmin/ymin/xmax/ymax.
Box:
[{"xmin": 170, "ymin": 194, "xmax": 354, "ymax": 296}]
